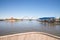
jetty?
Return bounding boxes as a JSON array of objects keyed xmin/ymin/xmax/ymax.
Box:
[{"xmin": 0, "ymin": 32, "xmax": 60, "ymax": 40}]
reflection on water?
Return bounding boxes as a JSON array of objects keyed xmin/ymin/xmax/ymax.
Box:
[{"xmin": 0, "ymin": 20, "xmax": 60, "ymax": 37}]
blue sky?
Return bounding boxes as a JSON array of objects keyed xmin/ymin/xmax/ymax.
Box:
[{"xmin": 0, "ymin": 0, "xmax": 60, "ymax": 19}]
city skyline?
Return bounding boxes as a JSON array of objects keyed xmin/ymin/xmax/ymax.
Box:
[{"xmin": 0, "ymin": 0, "xmax": 60, "ymax": 19}]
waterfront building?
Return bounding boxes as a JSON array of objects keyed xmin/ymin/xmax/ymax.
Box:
[
  {"xmin": 38, "ymin": 17, "xmax": 55, "ymax": 23},
  {"xmin": 55, "ymin": 17, "xmax": 60, "ymax": 22}
]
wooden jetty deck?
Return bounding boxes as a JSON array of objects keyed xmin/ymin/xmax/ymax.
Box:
[{"xmin": 0, "ymin": 32, "xmax": 60, "ymax": 40}]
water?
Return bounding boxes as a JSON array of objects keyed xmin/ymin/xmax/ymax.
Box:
[{"xmin": 0, "ymin": 20, "xmax": 60, "ymax": 37}]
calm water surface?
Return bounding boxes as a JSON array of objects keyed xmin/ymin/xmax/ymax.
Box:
[{"xmin": 0, "ymin": 20, "xmax": 60, "ymax": 37}]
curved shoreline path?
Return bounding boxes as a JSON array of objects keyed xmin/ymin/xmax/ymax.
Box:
[{"xmin": 0, "ymin": 32, "xmax": 60, "ymax": 40}]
